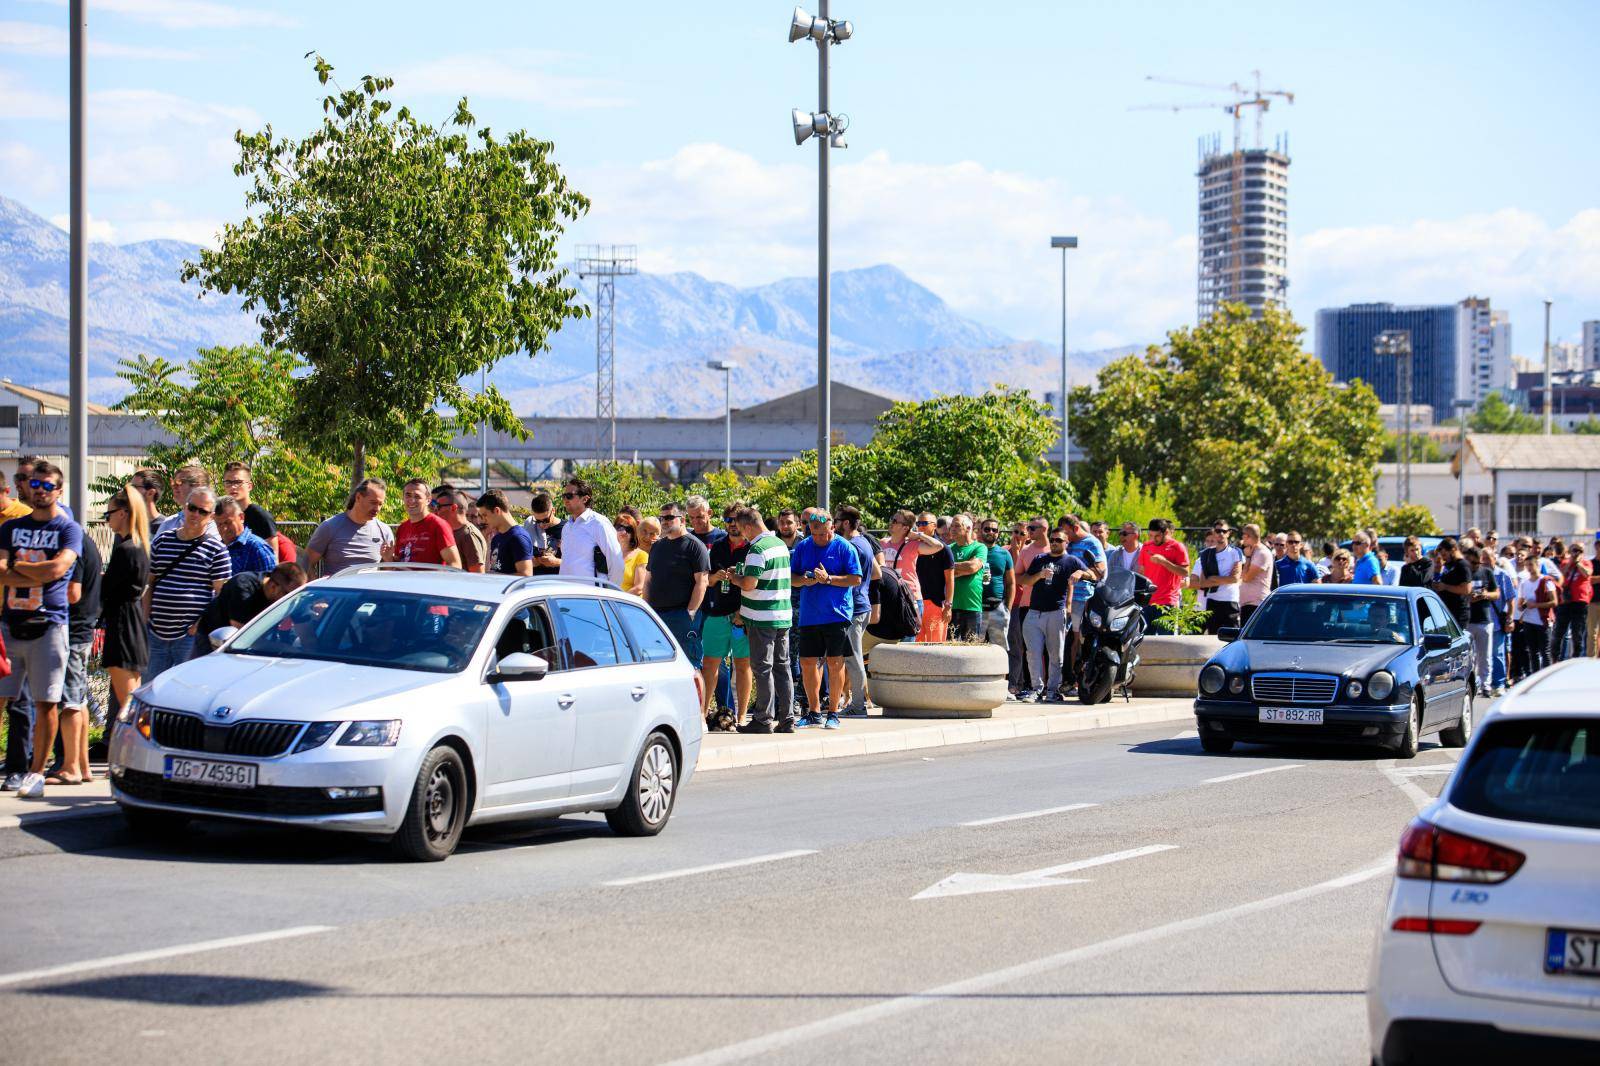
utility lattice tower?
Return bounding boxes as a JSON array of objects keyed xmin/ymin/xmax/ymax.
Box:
[{"xmin": 575, "ymin": 245, "xmax": 637, "ymax": 462}]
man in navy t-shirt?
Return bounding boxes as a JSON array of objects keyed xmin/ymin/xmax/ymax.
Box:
[
  {"xmin": 0, "ymin": 461, "xmax": 83, "ymax": 798},
  {"xmin": 789, "ymin": 509, "xmax": 862, "ymax": 729},
  {"xmin": 1273, "ymin": 531, "xmax": 1321, "ymax": 587},
  {"xmin": 479, "ymin": 491, "xmax": 535, "ymax": 576}
]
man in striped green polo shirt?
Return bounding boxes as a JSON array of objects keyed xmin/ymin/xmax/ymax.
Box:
[{"xmin": 733, "ymin": 506, "xmax": 795, "ymax": 734}]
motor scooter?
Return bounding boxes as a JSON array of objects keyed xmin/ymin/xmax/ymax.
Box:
[{"xmin": 1078, "ymin": 567, "xmax": 1153, "ymax": 705}]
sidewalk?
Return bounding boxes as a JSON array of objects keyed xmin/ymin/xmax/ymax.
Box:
[{"xmin": 0, "ymin": 696, "xmax": 1197, "ymax": 827}]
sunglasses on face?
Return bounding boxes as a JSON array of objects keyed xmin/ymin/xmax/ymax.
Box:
[
  {"xmin": 28, "ymin": 479, "xmax": 59, "ymax": 492},
  {"xmin": 429, "ymin": 500, "xmax": 457, "ymax": 510},
  {"xmin": 658, "ymin": 513, "xmax": 681, "ymax": 521},
  {"xmin": 915, "ymin": 520, "xmax": 931, "ymax": 527},
  {"xmin": 562, "ymin": 491, "xmax": 581, "ymax": 500},
  {"xmin": 187, "ymin": 503, "xmax": 213, "ymax": 516},
  {"xmin": 104, "ymin": 505, "xmax": 126, "ymax": 518},
  {"xmin": 1048, "ymin": 537, "xmax": 1066, "ymax": 545}
]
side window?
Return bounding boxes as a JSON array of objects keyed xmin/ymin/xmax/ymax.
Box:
[
  {"xmin": 494, "ymin": 603, "xmax": 561, "ymax": 669},
  {"xmin": 554, "ymin": 597, "xmax": 621, "ymax": 669},
  {"xmin": 1417, "ymin": 597, "xmax": 1446, "ymax": 637},
  {"xmin": 610, "ymin": 600, "xmax": 676, "ymax": 663}
]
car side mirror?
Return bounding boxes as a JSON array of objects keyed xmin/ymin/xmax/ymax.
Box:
[
  {"xmin": 209, "ymin": 626, "xmax": 239, "ymax": 650},
  {"xmin": 1421, "ymin": 633, "xmax": 1452, "ymax": 651},
  {"xmin": 491, "ymin": 652, "xmax": 549, "ymax": 681},
  {"xmin": 1215, "ymin": 627, "xmax": 1240, "ymax": 643}
]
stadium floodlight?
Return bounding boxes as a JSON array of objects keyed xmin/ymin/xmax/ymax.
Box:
[
  {"xmin": 789, "ymin": 6, "xmax": 828, "ymax": 42},
  {"xmin": 792, "ymin": 108, "xmax": 830, "ymax": 146}
]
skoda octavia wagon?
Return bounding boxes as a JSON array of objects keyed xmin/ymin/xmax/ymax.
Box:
[{"xmin": 109, "ymin": 566, "xmax": 704, "ymax": 860}]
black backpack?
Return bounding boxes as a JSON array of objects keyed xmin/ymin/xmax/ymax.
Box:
[{"xmin": 868, "ymin": 566, "xmax": 921, "ymax": 641}]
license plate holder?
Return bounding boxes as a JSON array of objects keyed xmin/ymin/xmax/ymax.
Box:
[
  {"xmin": 162, "ymin": 755, "xmax": 258, "ymax": 790},
  {"xmin": 1258, "ymin": 706, "xmax": 1325, "ymax": 725},
  {"xmin": 1546, "ymin": 928, "xmax": 1600, "ymax": 977}
]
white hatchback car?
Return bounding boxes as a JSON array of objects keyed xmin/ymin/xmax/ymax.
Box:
[
  {"xmin": 1368, "ymin": 658, "xmax": 1600, "ymax": 1063},
  {"xmin": 110, "ymin": 566, "xmax": 704, "ymax": 860}
]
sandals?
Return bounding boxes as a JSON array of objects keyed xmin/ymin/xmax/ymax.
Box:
[{"xmin": 45, "ymin": 773, "xmax": 86, "ymax": 786}]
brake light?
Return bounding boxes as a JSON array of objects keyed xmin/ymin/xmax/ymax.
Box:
[
  {"xmin": 693, "ymin": 673, "xmax": 706, "ymax": 713},
  {"xmin": 1391, "ymin": 917, "xmax": 1481, "ymax": 935},
  {"xmin": 1397, "ymin": 818, "xmax": 1525, "ymax": 884}
]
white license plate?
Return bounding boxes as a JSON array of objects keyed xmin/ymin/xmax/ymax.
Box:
[
  {"xmin": 163, "ymin": 756, "xmax": 258, "ymax": 790},
  {"xmin": 1546, "ymin": 929, "xmax": 1600, "ymax": 976},
  {"xmin": 1258, "ymin": 706, "xmax": 1325, "ymax": 725}
]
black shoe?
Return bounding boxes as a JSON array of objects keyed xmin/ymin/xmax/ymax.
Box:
[
  {"xmin": 774, "ymin": 719, "xmax": 796, "ymax": 733},
  {"xmin": 736, "ymin": 720, "xmax": 774, "ymax": 734}
]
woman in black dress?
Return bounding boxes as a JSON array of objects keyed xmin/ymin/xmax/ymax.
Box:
[{"xmin": 100, "ymin": 485, "xmax": 151, "ymax": 716}]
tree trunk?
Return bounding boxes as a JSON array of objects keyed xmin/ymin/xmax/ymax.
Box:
[{"xmin": 352, "ymin": 441, "xmax": 366, "ymax": 490}]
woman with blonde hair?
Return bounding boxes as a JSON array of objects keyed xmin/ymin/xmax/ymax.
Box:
[
  {"xmin": 615, "ymin": 514, "xmax": 648, "ymax": 596},
  {"xmin": 629, "ymin": 516, "xmax": 660, "ymax": 597},
  {"xmin": 100, "ymin": 482, "xmax": 152, "ymax": 720}
]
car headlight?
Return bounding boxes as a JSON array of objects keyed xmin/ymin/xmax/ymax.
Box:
[
  {"xmin": 338, "ymin": 720, "xmax": 403, "ymax": 747},
  {"xmin": 118, "ymin": 695, "xmax": 144, "ymax": 724},
  {"xmin": 1347, "ymin": 679, "xmax": 1364, "ymax": 699},
  {"xmin": 294, "ymin": 721, "xmax": 341, "ymax": 753},
  {"xmin": 1367, "ymin": 671, "xmax": 1395, "ymax": 701},
  {"xmin": 1227, "ymin": 675, "xmax": 1245, "ymax": 695},
  {"xmin": 133, "ymin": 701, "xmax": 153, "ymax": 740},
  {"xmin": 1199, "ymin": 664, "xmax": 1225, "ymax": 695},
  {"xmin": 1108, "ymin": 613, "xmax": 1130, "ymax": 632},
  {"xmin": 1088, "ymin": 611, "xmax": 1103, "ymax": 628}
]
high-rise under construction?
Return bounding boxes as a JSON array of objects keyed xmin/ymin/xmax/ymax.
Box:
[{"xmin": 1196, "ymin": 135, "xmax": 1289, "ymax": 321}]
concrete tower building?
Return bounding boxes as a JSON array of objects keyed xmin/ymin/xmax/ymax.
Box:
[{"xmin": 1196, "ymin": 137, "xmax": 1290, "ymax": 320}]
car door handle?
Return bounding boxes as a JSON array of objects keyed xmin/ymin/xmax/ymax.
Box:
[
  {"xmin": 557, "ymin": 694, "xmax": 576, "ymax": 708},
  {"xmin": 631, "ymin": 686, "xmax": 648, "ymax": 701}
]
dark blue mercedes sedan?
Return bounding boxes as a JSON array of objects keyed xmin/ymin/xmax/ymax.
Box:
[{"xmin": 1192, "ymin": 584, "xmax": 1474, "ymax": 758}]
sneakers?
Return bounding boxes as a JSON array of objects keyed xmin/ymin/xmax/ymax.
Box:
[
  {"xmin": 795, "ymin": 713, "xmax": 824, "ymax": 729},
  {"xmin": 823, "ymin": 712, "xmax": 841, "ymax": 730},
  {"xmin": 1, "ymin": 773, "xmax": 22, "ymax": 792},
  {"xmin": 736, "ymin": 720, "xmax": 774, "ymax": 734},
  {"xmin": 840, "ymin": 706, "xmax": 868, "ymax": 718},
  {"xmin": 775, "ymin": 719, "xmax": 796, "ymax": 733},
  {"xmin": 17, "ymin": 773, "xmax": 44, "ymax": 799}
]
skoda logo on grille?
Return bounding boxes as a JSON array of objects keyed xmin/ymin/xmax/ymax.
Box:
[{"xmin": 211, "ymin": 706, "xmax": 234, "ymax": 721}]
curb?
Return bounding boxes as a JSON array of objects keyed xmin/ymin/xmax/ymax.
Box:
[{"xmin": 694, "ymin": 700, "xmax": 1195, "ymax": 772}]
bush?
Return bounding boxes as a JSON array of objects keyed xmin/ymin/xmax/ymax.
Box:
[{"xmin": 1369, "ymin": 503, "xmax": 1442, "ymax": 537}]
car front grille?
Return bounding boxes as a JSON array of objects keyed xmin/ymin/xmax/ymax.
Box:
[
  {"xmin": 150, "ymin": 711, "xmax": 305, "ymax": 758},
  {"xmin": 1250, "ymin": 674, "xmax": 1339, "ymax": 705},
  {"xmin": 116, "ymin": 769, "xmax": 383, "ymax": 817}
]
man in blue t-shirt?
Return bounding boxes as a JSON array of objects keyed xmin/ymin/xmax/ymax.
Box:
[
  {"xmin": 1273, "ymin": 531, "xmax": 1321, "ymax": 587},
  {"xmin": 0, "ymin": 461, "xmax": 83, "ymax": 798},
  {"xmin": 789, "ymin": 508, "xmax": 862, "ymax": 729},
  {"xmin": 1351, "ymin": 533, "xmax": 1384, "ymax": 585},
  {"xmin": 479, "ymin": 491, "xmax": 535, "ymax": 576},
  {"xmin": 1062, "ymin": 514, "xmax": 1107, "ymax": 695}
]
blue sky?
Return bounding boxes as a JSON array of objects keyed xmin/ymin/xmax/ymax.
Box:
[{"xmin": 3, "ymin": 0, "xmax": 1597, "ymax": 354}]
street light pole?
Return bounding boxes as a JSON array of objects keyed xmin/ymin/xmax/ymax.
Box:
[
  {"xmin": 68, "ymin": 0, "xmax": 87, "ymax": 521},
  {"xmin": 1050, "ymin": 236, "xmax": 1078, "ymax": 486},
  {"xmin": 1454, "ymin": 398, "xmax": 1473, "ymax": 534},
  {"xmin": 707, "ymin": 360, "xmax": 739, "ymax": 471},
  {"xmin": 1543, "ymin": 299, "xmax": 1553, "ymax": 435}
]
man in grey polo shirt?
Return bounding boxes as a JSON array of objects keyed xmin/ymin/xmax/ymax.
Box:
[{"xmin": 305, "ymin": 478, "xmax": 394, "ymax": 577}]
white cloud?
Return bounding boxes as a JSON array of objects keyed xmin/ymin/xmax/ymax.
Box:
[
  {"xmin": 0, "ymin": 19, "xmax": 197, "ymax": 59},
  {"xmin": 0, "ymin": 140, "xmax": 63, "ymax": 201},
  {"xmin": 110, "ymin": 199, "xmax": 223, "ymax": 245},
  {"xmin": 0, "ymin": 70, "xmax": 65, "ymax": 120},
  {"xmin": 47, "ymin": 212, "xmax": 117, "ymax": 241},
  {"xmin": 398, "ymin": 50, "xmax": 629, "ymax": 110},
  {"xmin": 83, "ymin": 89, "xmax": 257, "ymax": 191},
  {"xmin": 20, "ymin": 0, "xmax": 295, "ymax": 30}
]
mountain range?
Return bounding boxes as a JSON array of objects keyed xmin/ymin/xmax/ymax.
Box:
[{"xmin": 0, "ymin": 194, "xmax": 1137, "ymax": 417}]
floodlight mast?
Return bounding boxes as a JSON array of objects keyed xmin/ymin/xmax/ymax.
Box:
[{"xmin": 788, "ymin": 4, "xmax": 851, "ymax": 509}]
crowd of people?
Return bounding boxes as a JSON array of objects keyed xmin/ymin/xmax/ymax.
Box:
[{"xmin": 4, "ymin": 452, "xmax": 1598, "ymax": 796}]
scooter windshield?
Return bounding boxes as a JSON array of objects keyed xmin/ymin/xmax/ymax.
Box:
[{"xmin": 1098, "ymin": 567, "xmax": 1139, "ymax": 610}]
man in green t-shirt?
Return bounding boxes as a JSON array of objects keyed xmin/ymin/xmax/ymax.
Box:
[
  {"xmin": 732, "ymin": 506, "xmax": 795, "ymax": 733},
  {"xmin": 948, "ymin": 513, "xmax": 990, "ymax": 642}
]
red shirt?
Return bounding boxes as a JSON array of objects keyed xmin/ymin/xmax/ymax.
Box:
[
  {"xmin": 1139, "ymin": 539, "xmax": 1190, "ymax": 607},
  {"xmin": 274, "ymin": 532, "xmax": 297, "ymax": 563},
  {"xmin": 394, "ymin": 514, "xmax": 457, "ymax": 565},
  {"xmin": 1563, "ymin": 559, "xmax": 1593, "ymax": 604}
]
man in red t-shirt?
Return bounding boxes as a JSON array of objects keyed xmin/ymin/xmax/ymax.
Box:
[
  {"xmin": 388, "ymin": 478, "xmax": 462, "ymax": 567},
  {"xmin": 1138, "ymin": 518, "xmax": 1190, "ymax": 634},
  {"xmin": 1555, "ymin": 542, "xmax": 1593, "ymax": 660}
]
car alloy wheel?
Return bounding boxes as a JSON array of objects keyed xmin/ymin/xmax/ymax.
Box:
[
  {"xmin": 638, "ymin": 740, "xmax": 675, "ymax": 825},
  {"xmin": 1441, "ymin": 688, "xmax": 1474, "ymax": 748}
]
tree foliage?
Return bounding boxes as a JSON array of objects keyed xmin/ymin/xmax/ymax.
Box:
[
  {"xmin": 102, "ymin": 346, "xmax": 447, "ymax": 524},
  {"xmin": 1368, "ymin": 503, "xmax": 1442, "ymax": 537},
  {"xmin": 1380, "ymin": 431, "xmax": 1445, "ymax": 463},
  {"xmin": 565, "ymin": 462, "xmax": 666, "ymax": 520},
  {"xmin": 1466, "ymin": 392, "xmax": 1543, "ymax": 434},
  {"xmin": 1069, "ymin": 304, "xmax": 1382, "ymax": 535},
  {"xmin": 182, "ymin": 55, "xmax": 589, "ymax": 482},
  {"xmin": 1082, "ymin": 463, "xmax": 1177, "ymax": 531}
]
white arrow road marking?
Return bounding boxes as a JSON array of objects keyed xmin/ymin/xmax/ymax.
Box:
[
  {"xmin": 1203, "ymin": 764, "xmax": 1304, "ymax": 784},
  {"xmin": 960, "ymin": 802, "xmax": 1098, "ymax": 827},
  {"xmin": 913, "ymin": 843, "xmax": 1179, "ymax": 900},
  {"xmin": 1393, "ymin": 766, "xmax": 1456, "ymax": 777}
]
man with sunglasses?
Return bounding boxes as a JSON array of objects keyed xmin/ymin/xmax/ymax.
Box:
[
  {"xmin": 521, "ymin": 491, "xmax": 564, "ymax": 572},
  {"xmin": 643, "ymin": 501, "xmax": 711, "ymax": 670},
  {"xmin": 144, "ymin": 486, "xmax": 232, "ymax": 680},
  {"xmin": 1273, "ymin": 531, "xmax": 1321, "ymax": 588},
  {"xmin": 131, "ymin": 467, "xmax": 165, "ymax": 527},
  {"xmin": 978, "ymin": 518, "xmax": 1015, "ymax": 653},
  {"xmin": 556, "ymin": 477, "xmax": 624, "ymax": 581},
  {"xmin": 156, "ymin": 465, "xmax": 213, "ymax": 539},
  {"xmin": 914, "ymin": 511, "xmax": 956, "ymax": 643},
  {"xmin": 0, "ymin": 462, "xmax": 82, "ymax": 797},
  {"xmin": 790, "ymin": 508, "xmax": 862, "ymax": 729},
  {"xmin": 433, "ymin": 485, "xmax": 486, "ymax": 573},
  {"xmin": 390, "ymin": 478, "xmax": 462, "ymax": 568}
]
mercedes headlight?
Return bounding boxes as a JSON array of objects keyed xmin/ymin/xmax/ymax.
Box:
[
  {"xmin": 1228, "ymin": 675, "xmax": 1245, "ymax": 695},
  {"xmin": 1367, "ymin": 671, "xmax": 1395, "ymax": 702},
  {"xmin": 1347, "ymin": 679, "xmax": 1365, "ymax": 699},
  {"xmin": 1199, "ymin": 664, "xmax": 1225, "ymax": 695},
  {"xmin": 338, "ymin": 720, "xmax": 403, "ymax": 747}
]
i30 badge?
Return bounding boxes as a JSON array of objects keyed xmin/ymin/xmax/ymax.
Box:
[{"xmin": 211, "ymin": 706, "xmax": 233, "ymax": 720}]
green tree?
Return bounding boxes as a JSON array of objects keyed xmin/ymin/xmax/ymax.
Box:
[
  {"xmin": 565, "ymin": 461, "xmax": 665, "ymax": 519},
  {"xmin": 183, "ymin": 56, "xmax": 589, "ymax": 484},
  {"xmin": 1082, "ymin": 463, "xmax": 1177, "ymax": 531},
  {"xmin": 1069, "ymin": 303, "xmax": 1382, "ymax": 534},
  {"xmin": 1368, "ymin": 503, "xmax": 1442, "ymax": 537},
  {"xmin": 1571, "ymin": 418, "xmax": 1600, "ymax": 435},
  {"xmin": 1380, "ymin": 431, "xmax": 1445, "ymax": 463},
  {"xmin": 1467, "ymin": 392, "xmax": 1543, "ymax": 434}
]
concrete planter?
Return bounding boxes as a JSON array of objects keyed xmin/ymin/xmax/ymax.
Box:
[
  {"xmin": 1131, "ymin": 634, "xmax": 1220, "ymax": 697},
  {"xmin": 868, "ymin": 642, "xmax": 1008, "ymax": 719}
]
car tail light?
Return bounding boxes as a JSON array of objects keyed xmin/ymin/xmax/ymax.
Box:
[
  {"xmin": 1396, "ymin": 818, "xmax": 1525, "ymax": 884},
  {"xmin": 1391, "ymin": 917, "xmax": 1481, "ymax": 935},
  {"xmin": 693, "ymin": 673, "xmax": 706, "ymax": 713}
]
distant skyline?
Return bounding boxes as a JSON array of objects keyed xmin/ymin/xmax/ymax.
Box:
[{"xmin": 2, "ymin": 0, "xmax": 1596, "ymax": 356}]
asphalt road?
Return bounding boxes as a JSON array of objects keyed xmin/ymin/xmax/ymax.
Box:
[{"xmin": 0, "ymin": 723, "xmax": 1458, "ymax": 1065}]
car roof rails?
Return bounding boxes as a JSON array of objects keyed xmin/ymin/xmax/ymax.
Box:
[
  {"xmin": 503, "ymin": 575, "xmax": 623, "ymax": 595},
  {"xmin": 342, "ymin": 563, "xmax": 464, "ymax": 576}
]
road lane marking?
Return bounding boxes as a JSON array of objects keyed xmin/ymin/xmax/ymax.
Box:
[
  {"xmin": 1170, "ymin": 730, "xmax": 1199, "ymax": 740},
  {"xmin": 1377, "ymin": 757, "xmax": 1435, "ymax": 812},
  {"xmin": 602, "ymin": 850, "xmax": 817, "ymax": 887},
  {"xmin": 0, "ymin": 926, "xmax": 336, "ymax": 990},
  {"xmin": 1203, "ymin": 764, "xmax": 1304, "ymax": 784},
  {"xmin": 960, "ymin": 803, "xmax": 1098, "ymax": 827},
  {"xmin": 913, "ymin": 844, "xmax": 1179, "ymax": 900},
  {"xmin": 661, "ymin": 860, "xmax": 1392, "ymax": 1066}
]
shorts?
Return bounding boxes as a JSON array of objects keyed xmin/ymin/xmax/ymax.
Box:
[
  {"xmin": 702, "ymin": 613, "xmax": 750, "ymax": 660},
  {"xmin": 0, "ymin": 620, "xmax": 69, "ymax": 704},
  {"xmin": 797, "ymin": 621, "xmax": 851, "ymax": 659},
  {"xmin": 1069, "ymin": 600, "xmax": 1086, "ymax": 631},
  {"xmin": 61, "ymin": 641, "xmax": 92, "ymax": 710}
]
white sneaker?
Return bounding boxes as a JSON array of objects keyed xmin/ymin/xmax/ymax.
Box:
[
  {"xmin": 17, "ymin": 773, "xmax": 44, "ymax": 799},
  {"xmin": 0, "ymin": 773, "xmax": 22, "ymax": 791}
]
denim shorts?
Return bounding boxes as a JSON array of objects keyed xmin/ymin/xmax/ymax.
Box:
[
  {"xmin": 61, "ymin": 641, "xmax": 92, "ymax": 710},
  {"xmin": 0, "ymin": 620, "xmax": 69, "ymax": 704}
]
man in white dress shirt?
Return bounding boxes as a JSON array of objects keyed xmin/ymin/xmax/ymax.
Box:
[{"xmin": 556, "ymin": 476, "xmax": 625, "ymax": 582}]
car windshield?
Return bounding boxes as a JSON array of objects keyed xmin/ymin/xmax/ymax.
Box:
[
  {"xmin": 1243, "ymin": 594, "xmax": 1413, "ymax": 645},
  {"xmin": 226, "ymin": 587, "xmax": 497, "ymax": 673},
  {"xmin": 1450, "ymin": 718, "xmax": 1600, "ymax": 831}
]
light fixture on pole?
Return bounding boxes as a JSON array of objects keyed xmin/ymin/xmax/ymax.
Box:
[
  {"xmin": 706, "ymin": 359, "xmax": 739, "ymax": 472},
  {"xmin": 788, "ymin": 3, "xmax": 852, "ymax": 509},
  {"xmin": 68, "ymin": 0, "xmax": 87, "ymax": 522},
  {"xmin": 1453, "ymin": 398, "xmax": 1474, "ymax": 534},
  {"xmin": 1049, "ymin": 235, "xmax": 1078, "ymax": 486},
  {"xmin": 1375, "ymin": 329, "xmax": 1414, "ymax": 505}
]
